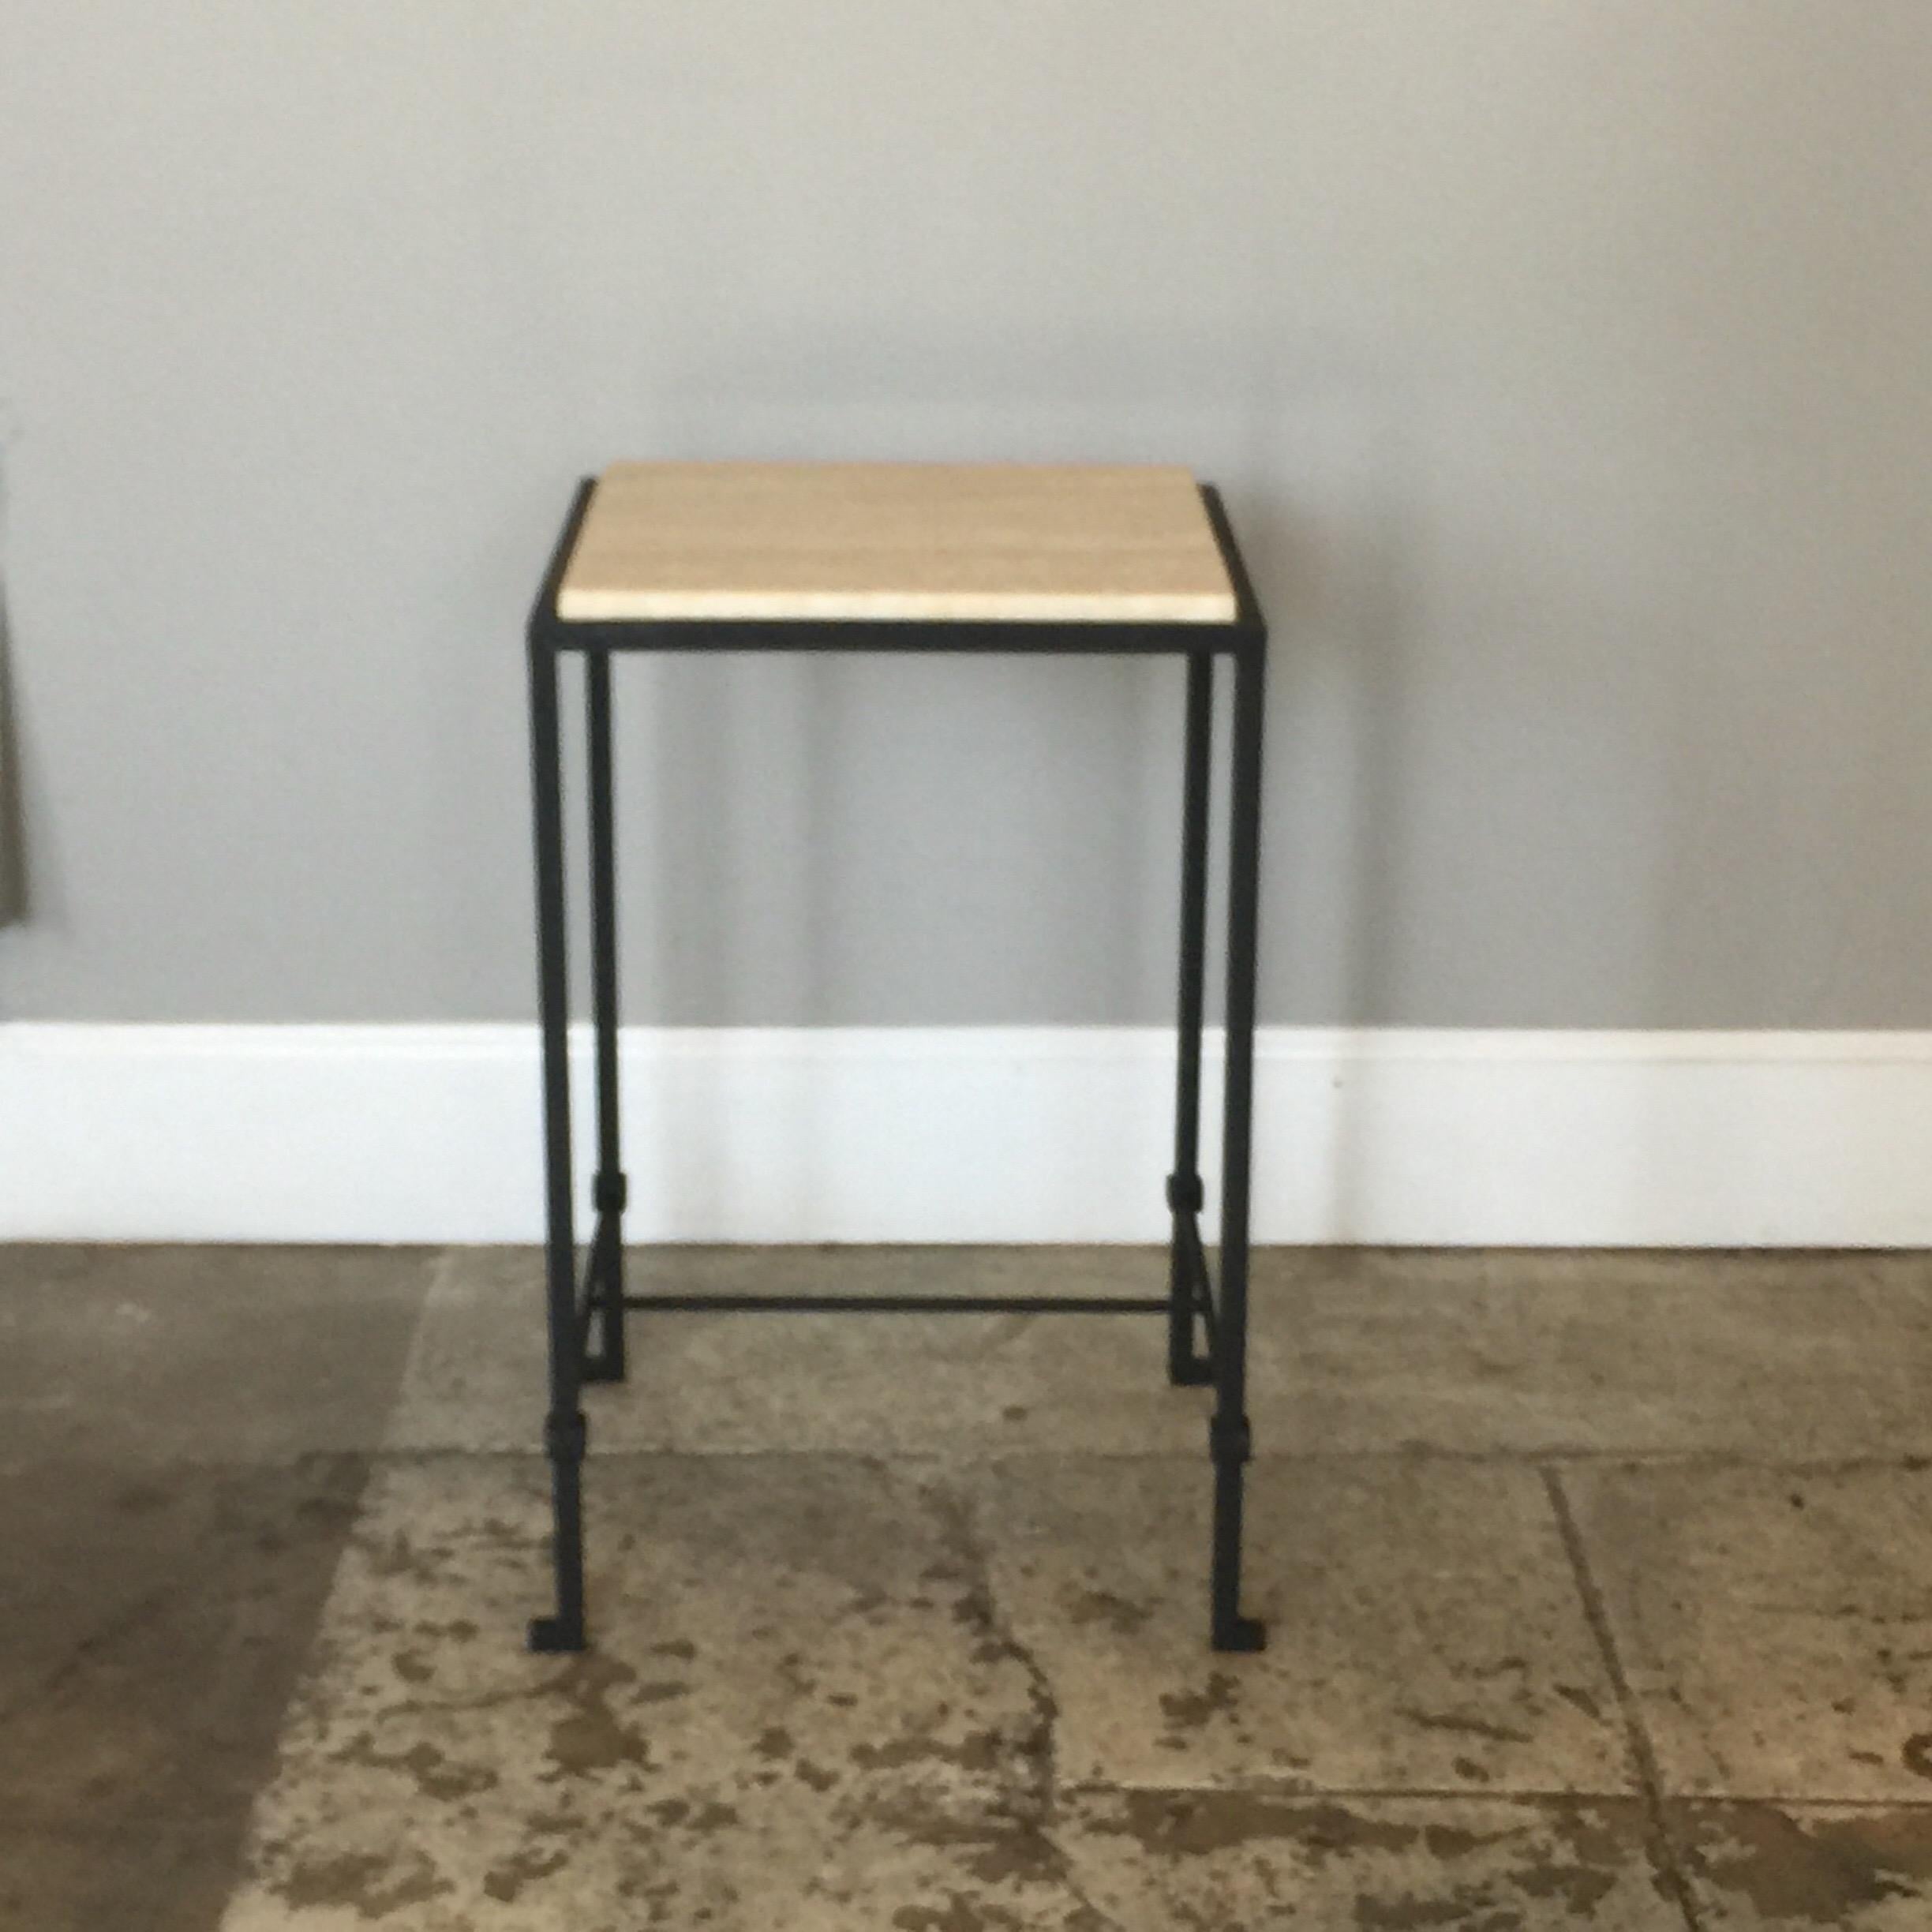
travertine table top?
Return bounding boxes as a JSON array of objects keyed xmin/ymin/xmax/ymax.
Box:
[{"xmin": 556, "ymin": 462, "xmax": 1237, "ymax": 623}]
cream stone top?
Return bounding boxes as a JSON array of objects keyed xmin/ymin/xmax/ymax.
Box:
[{"xmin": 556, "ymin": 462, "xmax": 1237, "ymax": 623}]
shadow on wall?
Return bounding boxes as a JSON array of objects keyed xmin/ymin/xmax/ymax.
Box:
[
  {"xmin": 612, "ymin": 325, "xmax": 1320, "ymax": 1035},
  {"xmin": 578, "ymin": 325, "xmax": 1432, "ymax": 1229},
  {"xmin": 0, "ymin": 457, "xmax": 25, "ymax": 928}
]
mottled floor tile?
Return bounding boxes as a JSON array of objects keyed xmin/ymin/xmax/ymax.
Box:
[
  {"xmin": 0, "ymin": 1456, "xmax": 372, "ymax": 1827},
  {"xmin": 388, "ymin": 1245, "xmax": 1217, "ymax": 1457},
  {"xmin": 971, "ymin": 1456, "xmax": 1630, "ymax": 1795},
  {"xmin": 0, "ymin": 1455, "xmax": 184, "ymax": 1717},
  {"xmin": 1059, "ymin": 1790, "xmax": 1678, "ymax": 1930},
  {"xmin": 212, "ymin": 1452, "xmax": 1672, "ymax": 1930},
  {"xmin": 389, "ymin": 1245, "xmax": 1932, "ymax": 1463},
  {"xmin": 1674, "ymin": 1802, "xmax": 1932, "ymax": 1929},
  {"xmin": 1289, "ymin": 1249, "xmax": 1932, "ymax": 1461},
  {"xmin": 0, "ymin": 1822, "xmax": 246, "ymax": 1932},
  {"xmin": 1562, "ymin": 1463, "xmax": 1932, "ymax": 1800},
  {"xmin": 14, "ymin": 1240, "xmax": 1932, "ymax": 1930},
  {"xmin": 0, "ymin": 1244, "xmax": 435, "ymax": 1466},
  {"xmin": 217, "ymin": 1455, "xmax": 1071, "ymax": 1930}
]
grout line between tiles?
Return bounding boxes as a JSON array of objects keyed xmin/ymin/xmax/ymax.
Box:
[
  {"xmin": 1542, "ymin": 1464, "xmax": 1706, "ymax": 1932},
  {"xmin": 1060, "ymin": 1780, "xmax": 1643, "ymax": 1806},
  {"xmin": 1668, "ymin": 1793, "xmax": 1932, "ymax": 1811},
  {"xmin": 1058, "ymin": 1780, "xmax": 1932, "ymax": 1811},
  {"xmin": 373, "ymin": 1244, "xmax": 465, "ymax": 1457},
  {"xmin": 361, "ymin": 1442, "xmax": 1932, "ymax": 1476}
]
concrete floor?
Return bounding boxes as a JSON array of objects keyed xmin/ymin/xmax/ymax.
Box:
[{"xmin": 6, "ymin": 1247, "xmax": 1932, "ymax": 1928}]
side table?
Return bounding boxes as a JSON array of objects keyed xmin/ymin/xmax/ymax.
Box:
[{"xmin": 523, "ymin": 462, "xmax": 1271, "ymax": 1653}]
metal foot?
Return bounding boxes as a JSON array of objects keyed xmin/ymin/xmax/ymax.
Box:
[
  {"xmin": 1208, "ymin": 1417, "xmax": 1259, "ymax": 1656},
  {"xmin": 1213, "ymin": 1613, "xmax": 1267, "ymax": 1653},
  {"xmin": 1169, "ymin": 1353, "xmax": 1215, "ymax": 1387},
  {"xmin": 528, "ymin": 1613, "xmax": 586, "ymax": 1654},
  {"xmin": 581, "ymin": 1351, "xmax": 625, "ymax": 1385}
]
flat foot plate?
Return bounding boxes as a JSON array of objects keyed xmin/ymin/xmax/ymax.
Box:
[
  {"xmin": 1213, "ymin": 1615, "xmax": 1267, "ymax": 1654},
  {"xmin": 528, "ymin": 1615, "xmax": 586, "ymax": 1655}
]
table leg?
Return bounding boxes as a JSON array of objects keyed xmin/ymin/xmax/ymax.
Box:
[
  {"xmin": 583, "ymin": 647, "xmax": 628, "ymax": 1384},
  {"xmin": 528, "ymin": 631, "xmax": 589, "ymax": 1653},
  {"xmin": 1210, "ymin": 637, "xmax": 1267, "ymax": 1653},
  {"xmin": 1167, "ymin": 652, "xmax": 1215, "ymax": 1386}
]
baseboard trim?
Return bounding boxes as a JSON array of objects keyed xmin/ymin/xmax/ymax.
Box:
[{"xmin": 3, "ymin": 1023, "xmax": 1930, "ymax": 1247}]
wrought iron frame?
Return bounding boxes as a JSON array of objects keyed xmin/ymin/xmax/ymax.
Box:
[{"xmin": 525, "ymin": 476, "xmax": 1270, "ymax": 1655}]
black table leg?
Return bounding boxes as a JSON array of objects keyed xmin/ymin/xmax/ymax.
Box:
[
  {"xmin": 1167, "ymin": 651, "xmax": 1215, "ymax": 1387},
  {"xmin": 1209, "ymin": 635, "xmax": 1267, "ymax": 1653},
  {"xmin": 582, "ymin": 646, "xmax": 629, "ymax": 1384},
  {"xmin": 528, "ymin": 628, "xmax": 589, "ymax": 1654}
]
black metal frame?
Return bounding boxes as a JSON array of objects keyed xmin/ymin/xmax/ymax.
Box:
[{"xmin": 525, "ymin": 476, "xmax": 1270, "ymax": 1656}]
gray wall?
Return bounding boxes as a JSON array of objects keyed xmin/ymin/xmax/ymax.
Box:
[{"xmin": 3, "ymin": 2, "xmax": 1930, "ymax": 1028}]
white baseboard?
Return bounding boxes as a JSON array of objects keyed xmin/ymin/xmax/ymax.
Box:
[{"xmin": 2, "ymin": 1023, "xmax": 1930, "ymax": 1248}]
